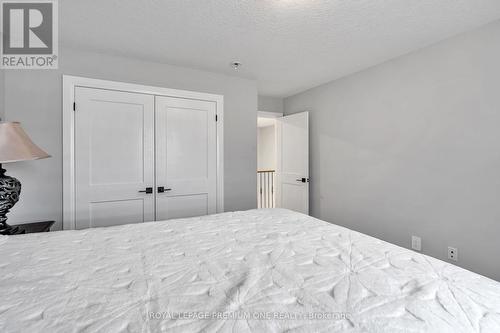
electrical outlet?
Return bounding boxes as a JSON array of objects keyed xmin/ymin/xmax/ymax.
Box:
[
  {"xmin": 411, "ymin": 236, "xmax": 421, "ymax": 251},
  {"xmin": 448, "ymin": 247, "xmax": 458, "ymax": 261}
]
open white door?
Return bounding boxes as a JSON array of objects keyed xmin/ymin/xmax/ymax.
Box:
[{"xmin": 276, "ymin": 112, "xmax": 309, "ymax": 214}]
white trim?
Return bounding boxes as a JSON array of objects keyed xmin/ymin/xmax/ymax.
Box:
[
  {"xmin": 216, "ymin": 99, "xmax": 224, "ymax": 214},
  {"xmin": 62, "ymin": 75, "xmax": 224, "ymax": 230},
  {"xmin": 258, "ymin": 110, "xmax": 283, "ymax": 118}
]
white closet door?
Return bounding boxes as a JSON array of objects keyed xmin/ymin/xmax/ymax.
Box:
[
  {"xmin": 75, "ymin": 87, "xmax": 155, "ymax": 229},
  {"xmin": 155, "ymin": 96, "xmax": 217, "ymax": 220}
]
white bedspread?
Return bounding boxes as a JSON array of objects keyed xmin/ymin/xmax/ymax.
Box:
[{"xmin": 0, "ymin": 209, "xmax": 499, "ymax": 332}]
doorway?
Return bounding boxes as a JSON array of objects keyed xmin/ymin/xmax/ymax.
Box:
[
  {"xmin": 63, "ymin": 75, "xmax": 224, "ymax": 230},
  {"xmin": 257, "ymin": 111, "xmax": 310, "ymax": 214},
  {"xmin": 257, "ymin": 116, "xmax": 277, "ymax": 208}
]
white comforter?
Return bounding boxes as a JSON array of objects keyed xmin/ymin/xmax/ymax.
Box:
[{"xmin": 0, "ymin": 209, "xmax": 499, "ymax": 332}]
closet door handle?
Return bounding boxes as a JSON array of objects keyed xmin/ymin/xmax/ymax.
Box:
[
  {"xmin": 138, "ymin": 187, "xmax": 153, "ymax": 194},
  {"xmin": 157, "ymin": 186, "xmax": 172, "ymax": 193}
]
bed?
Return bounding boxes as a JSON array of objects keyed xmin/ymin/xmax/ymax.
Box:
[{"xmin": 0, "ymin": 209, "xmax": 499, "ymax": 332}]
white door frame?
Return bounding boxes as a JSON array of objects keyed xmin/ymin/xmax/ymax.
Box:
[
  {"xmin": 257, "ymin": 110, "xmax": 283, "ymax": 119},
  {"xmin": 62, "ymin": 75, "xmax": 224, "ymax": 230}
]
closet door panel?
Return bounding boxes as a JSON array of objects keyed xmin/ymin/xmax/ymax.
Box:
[
  {"xmin": 161, "ymin": 195, "xmax": 208, "ymax": 220},
  {"xmin": 74, "ymin": 87, "xmax": 155, "ymax": 229},
  {"xmin": 155, "ymin": 96, "xmax": 217, "ymax": 221},
  {"xmin": 165, "ymin": 106, "xmax": 208, "ymax": 179}
]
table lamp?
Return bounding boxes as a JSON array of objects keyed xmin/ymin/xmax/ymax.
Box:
[{"xmin": 0, "ymin": 122, "xmax": 50, "ymax": 235}]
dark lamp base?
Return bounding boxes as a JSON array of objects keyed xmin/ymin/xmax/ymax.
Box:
[{"xmin": 0, "ymin": 164, "xmax": 22, "ymax": 235}]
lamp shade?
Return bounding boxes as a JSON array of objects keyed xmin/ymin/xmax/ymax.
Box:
[{"xmin": 0, "ymin": 122, "xmax": 50, "ymax": 163}]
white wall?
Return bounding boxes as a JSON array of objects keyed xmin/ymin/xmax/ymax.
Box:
[
  {"xmin": 0, "ymin": 69, "xmax": 4, "ymax": 121},
  {"xmin": 284, "ymin": 20, "xmax": 500, "ymax": 281},
  {"xmin": 258, "ymin": 95, "xmax": 283, "ymax": 114},
  {"xmin": 258, "ymin": 125, "xmax": 276, "ymax": 171},
  {"xmin": 3, "ymin": 47, "xmax": 258, "ymax": 230}
]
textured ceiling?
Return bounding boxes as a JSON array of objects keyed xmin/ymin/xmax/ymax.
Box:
[{"xmin": 60, "ymin": 0, "xmax": 500, "ymax": 97}]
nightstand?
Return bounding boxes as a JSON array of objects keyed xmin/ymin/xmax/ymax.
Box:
[{"xmin": 3, "ymin": 221, "xmax": 55, "ymax": 235}]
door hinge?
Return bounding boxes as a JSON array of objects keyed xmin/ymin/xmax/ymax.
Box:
[
  {"xmin": 73, "ymin": 102, "xmax": 76, "ymax": 111},
  {"xmin": 215, "ymin": 114, "xmax": 218, "ymax": 122}
]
